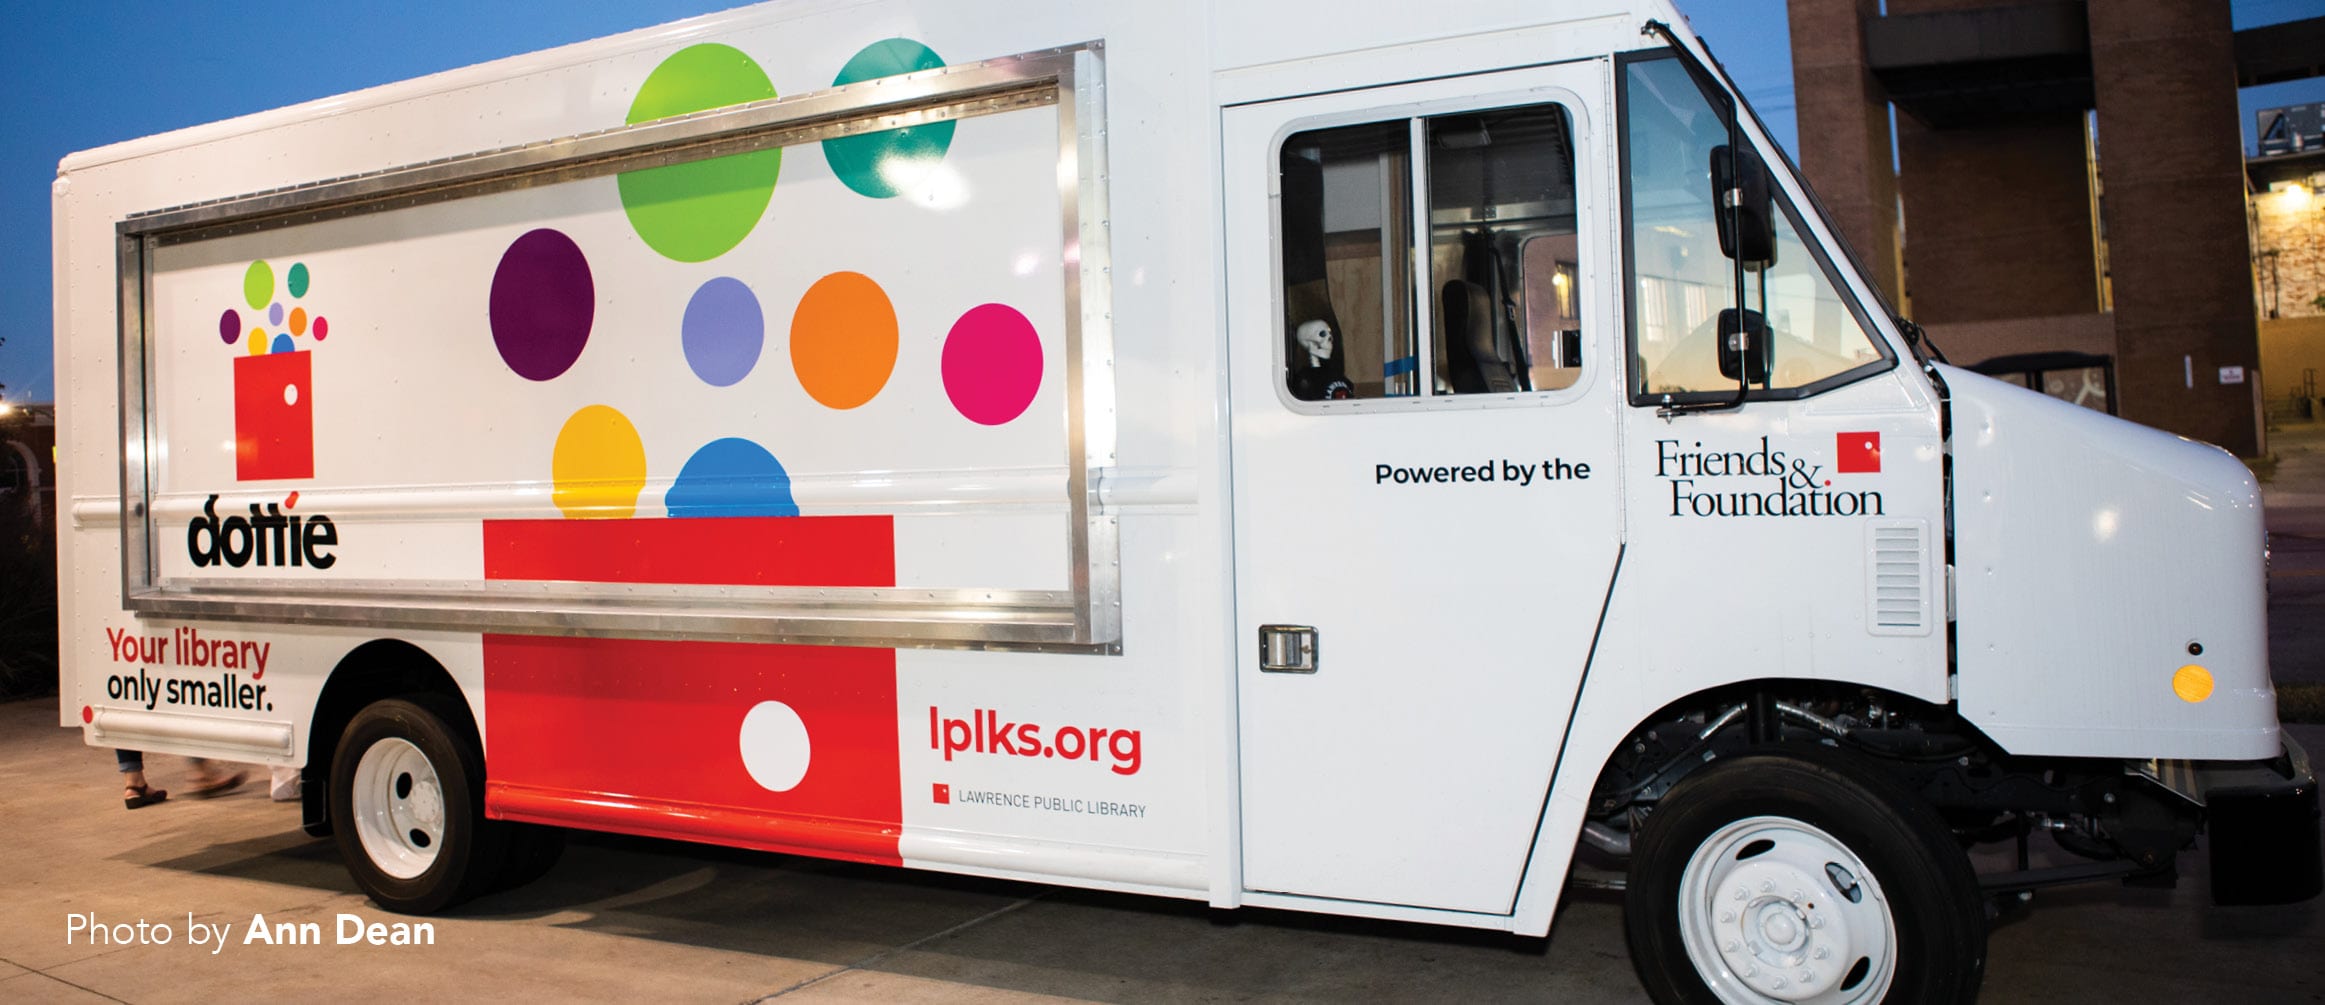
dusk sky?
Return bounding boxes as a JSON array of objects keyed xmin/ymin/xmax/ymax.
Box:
[{"xmin": 2, "ymin": 1, "xmax": 2318, "ymax": 404}]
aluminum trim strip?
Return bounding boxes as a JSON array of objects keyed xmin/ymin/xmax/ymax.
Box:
[
  {"xmin": 898, "ymin": 831, "xmax": 1206, "ymax": 891},
  {"xmin": 89, "ymin": 708, "xmax": 296, "ymax": 757},
  {"xmin": 121, "ymin": 591, "xmax": 1102, "ymax": 652},
  {"xmin": 118, "ymin": 48, "xmax": 1085, "ymax": 241}
]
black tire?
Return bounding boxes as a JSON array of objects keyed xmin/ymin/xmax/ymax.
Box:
[
  {"xmin": 329, "ymin": 695, "xmax": 508, "ymax": 914},
  {"xmin": 1625, "ymin": 749, "xmax": 1985, "ymax": 1004}
]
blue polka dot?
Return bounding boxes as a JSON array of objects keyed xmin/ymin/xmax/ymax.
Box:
[
  {"xmin": 270, "ymin": 334, "xmax": 297, "ymax": 354},
  {"xmin": 665, "ymin": 438, "xmax": 798, "ymax": 518}
]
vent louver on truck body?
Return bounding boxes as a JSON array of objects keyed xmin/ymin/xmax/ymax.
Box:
[{"xmin": 1866, "ymin": 519, "xmax": 1932, "ymax": 636}]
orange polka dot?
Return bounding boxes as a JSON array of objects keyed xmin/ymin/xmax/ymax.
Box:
[
  {"xmin": 790, "ymin": 271, "xmax": 897, "ymax": 410},
  {"xmin": 289, "ymin": 307, "xmax": 308, "ymax": 336}
]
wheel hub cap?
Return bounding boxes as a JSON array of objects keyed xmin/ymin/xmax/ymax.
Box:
[
  {"xmin": 1714, "ymin": 861, "xmax": 1851, "ymax": 998},
  {"xmin": 1676, "ymin": 816, "xmax": 1898, "ymax": 1004},
  {"xmin": 351, "ymin": 736, "xmax": 446, "ymax": 880}
]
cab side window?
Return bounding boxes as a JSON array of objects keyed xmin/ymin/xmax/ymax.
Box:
[
  {"xmin": 1279, "ymin": 102, "xmax": 1584, "ymax": 402},
  {"xmin": 1281, "ymin": 122, "xmax": 1412, "ymax": 400}
]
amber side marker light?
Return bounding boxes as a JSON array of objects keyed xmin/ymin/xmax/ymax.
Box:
[{"xmin": 2173, "ymin": 664, "xmax": 2215, "ymax": 703}]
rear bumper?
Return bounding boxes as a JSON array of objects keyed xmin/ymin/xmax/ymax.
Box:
[{"xmin": 2205, "ymin": 735, "xmax": 2321, "ymax": 906}]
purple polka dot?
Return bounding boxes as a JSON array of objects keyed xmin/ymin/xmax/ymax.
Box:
[
  {"xmin": 489, "ymin": 229, "xmax": 595, "ymax": 381},
  {"xmin": 219, "ymin": 309, "xmax": 241, "ymax": 344},
  {"xmin": 941, "ymin": 304, "xmax": 1043, "ymax": 425},
  {"xmin": 681, "ymin": 277, "xmax": 764, "ymax": 387},
  {"xmin": 268, "ymin": 302, "xmax": 285, "ymax": 326}
]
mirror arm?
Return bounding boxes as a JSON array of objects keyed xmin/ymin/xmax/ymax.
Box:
[
  {"xmin": 1897, "ymin": 315, "xmax": 1950, "ymax": 366},
  {"xmin": 1645, "ymin": 19, "xmax": 1754, "ymax": 413}
]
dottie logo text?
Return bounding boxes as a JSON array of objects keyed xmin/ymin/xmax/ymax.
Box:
[{"xmin": 187, "ymin": 493, "xmax": 338, "ymax": 569}]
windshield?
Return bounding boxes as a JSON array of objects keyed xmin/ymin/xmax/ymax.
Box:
[{"xmin": 1619, "ymin": 53, "xmax": 1894, "ymax": 402}]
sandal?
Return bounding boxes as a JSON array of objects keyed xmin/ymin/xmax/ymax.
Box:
[
  {"xmin": 124, "ymin": 784, "xmax": 169, "ymax": 809},
  {"xmin": 186, "ymin": 771, "xmax": 248, "ymax": 799}
]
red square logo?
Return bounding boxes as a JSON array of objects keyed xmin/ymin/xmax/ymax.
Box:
[
  {"xmin": 1836, "ymin": 431, "xmax": 1881, "ymax": 474},
  {"xmin": 234, "ymin": 351, "xmax": 314, "ymax": 480},
  {"xmin": 932, "ymin": 783, "xmax": 951, "ymax": 804}
]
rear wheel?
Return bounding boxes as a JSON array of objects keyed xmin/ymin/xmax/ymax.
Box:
[
  {"xmin": 1625, "ymin": 750, "xmax": 1985, "ymax": 1004},
  {"xmin": 330, "ymin": 695, "xmax": 506, "ymax": 914}
]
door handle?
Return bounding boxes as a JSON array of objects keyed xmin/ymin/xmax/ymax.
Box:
[{"xmin": 1259, "ymin": 625, "xmax": 1318, "ymax": 673}]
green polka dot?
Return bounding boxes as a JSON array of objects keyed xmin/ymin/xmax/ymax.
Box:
[
  {"xmin": 287, "ymin": 262, "xmax": 310, "ymax": 298},
  {"xmin": 823, "ymin": 39, "xmax": 954, "ymax": 199},
  {"xmin": 243, "ymin": 260, "xmax": 274, "ymax": 311},
  {"xmin": 618, "ymin": 44, "xmax": 781, "ymax": 263}
]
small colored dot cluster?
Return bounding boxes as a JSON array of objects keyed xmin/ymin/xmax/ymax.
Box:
[
  {"xmin": 488, "ymin": 38, "xmax": 1048, "ymax": 521},
  {"xmin": 220, "ymin": 260, "xmax": 328, "ymax": 355}
]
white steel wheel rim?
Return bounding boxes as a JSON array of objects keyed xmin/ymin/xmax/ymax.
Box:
[
  {"xmin": 1674, "ymin": 815, "xmax": 1898, "ymax": 1005},
  {"xmin": 351, "ymin": 736, "xmax": 448, "ymax": 880}
]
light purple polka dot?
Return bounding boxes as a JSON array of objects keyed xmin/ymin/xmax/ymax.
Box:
[
  {"xmin": 268, "ymin": 302, "xmax": 284, "ymax": 327},
  {"xmin": 681, "ymin": 277, "xmax": 763, "ymax": 387}
]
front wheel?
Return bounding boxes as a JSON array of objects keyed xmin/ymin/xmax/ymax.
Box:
[
  {"xmin": 330, "ymin": 695, "xmax": 506, "ymax": 914},
  {"xmin": 1625, "ymin": 750, "xmax": 1985, "ymax": 1005}
]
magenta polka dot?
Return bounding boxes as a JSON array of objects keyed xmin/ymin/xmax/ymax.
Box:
[
  {"xmin": 313, "ymin": 316, "xmax": 329, "ymax": 340},
  {"xmin": 941, "ymin": 303, "xmax": 1042, "ymax": 426}
]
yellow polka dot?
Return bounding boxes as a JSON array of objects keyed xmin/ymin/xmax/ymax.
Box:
[
  {"xmin": 551, "ymin": 405, "xmax": 646, "ymax": 519},
  {"xmin": 2172, "ymin": 664, "xmax": 2214, "ymax": 703},
  {"xmin": 247, "ymin": 329, "xmax": 267, "ymax": 355}
]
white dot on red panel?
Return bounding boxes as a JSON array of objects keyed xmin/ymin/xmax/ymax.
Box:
[{"xmin": 738, "ymin": 700, "xmax": 812, "ymax": 792}]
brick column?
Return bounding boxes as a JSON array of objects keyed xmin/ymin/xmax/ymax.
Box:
[
  {"xmin": 1893, "ymin": 113, "xmax": 2098, "ymax": 325},
  {"xmin": 2088, "ymin": 0, "xmax": 2261, "ymax": 455},
  {"xmin": 1787, "ymin": 0, "xmax": 1904, "ymax": 304}
]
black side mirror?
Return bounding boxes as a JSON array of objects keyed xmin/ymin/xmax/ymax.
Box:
[
  {"xmin": 1718, "ymin": 308, "xmax": 1770, "ymax": 384},
  {"xmin": 1710, "ymin": 145, "xmax": 1776, "ymax": 268}
]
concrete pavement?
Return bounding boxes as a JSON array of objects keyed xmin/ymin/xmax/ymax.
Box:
[{"xmin": 1, "ymin": 696, "xmax": 2320, "ymax": 1003}]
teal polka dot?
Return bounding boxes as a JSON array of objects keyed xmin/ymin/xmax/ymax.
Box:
[{"xmin": 823, "ymin": 39, "xmax": 954, "ymax": 199}]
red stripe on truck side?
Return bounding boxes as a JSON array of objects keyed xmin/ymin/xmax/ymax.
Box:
[
  {"xmin": 479, "ymin": 516, "xmax": 903, "ymax": 865},
  {"xmin": 482, "ymin": 634, "xmax": 903, "ymax": 866},
  {"xmin": 488, "ymin": 781, "xmax": 902, "ymax": 865},
  {"xmin": 482, "ymin": 514, "xmax": 895, "ymax": 587}
]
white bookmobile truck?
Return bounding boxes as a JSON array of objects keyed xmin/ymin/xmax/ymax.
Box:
[{"xmin": 52, "ymin": 0, "xmax": 2320, "ymax": 1000}]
